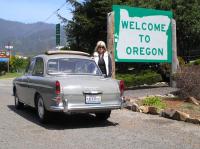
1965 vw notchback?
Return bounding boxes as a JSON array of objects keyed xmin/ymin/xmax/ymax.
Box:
[{"xmin": 13, "ymin": 50, "xmax": 124, "ymax": 123}]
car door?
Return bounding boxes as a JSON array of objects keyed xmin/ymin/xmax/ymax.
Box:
[
  {"xmin": 27, "ymin": 57, "xmax": 45, "ymax": 107},
  {"xmin": 17, "ymin": 58, "xmax": 35, "ymax": 104}
]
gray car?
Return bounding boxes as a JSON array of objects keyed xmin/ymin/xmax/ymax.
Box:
[{"xmin": 13, "ymin": 50, "xmax": 124, "ymax": 123}]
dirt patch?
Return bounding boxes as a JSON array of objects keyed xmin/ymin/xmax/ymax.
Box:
[{"xmin": 163, "ymin": 98, "xmax": 200, "ymax": 119}]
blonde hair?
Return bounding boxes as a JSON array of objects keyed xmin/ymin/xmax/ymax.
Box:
[{"xmin": 94, "ymin": 41, "xmax": 107, "ymax": 52}]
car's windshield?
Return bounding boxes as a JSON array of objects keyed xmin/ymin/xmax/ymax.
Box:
[{"xmin": 47, "ymin": 58, "xmax": 102, "ymax": 75}]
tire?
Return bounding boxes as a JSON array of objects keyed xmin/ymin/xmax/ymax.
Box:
[
  {"xmin": 95, "ymin": 110, "xmax": 111, "ymax": 121},
  {"xmin": 14, "ymin": 91, "xmax": 24, "ymax": 109},
  {"xmin": 36, "ymin": 95, "xmax": 50, "ymax": 124}
]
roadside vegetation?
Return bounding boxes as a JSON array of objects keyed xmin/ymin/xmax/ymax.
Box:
[
  {"xmin": 142, "ymin": 96, "xmax": 167, "ymax": 110},
  {"xmin": 0, "ymin": 56, "xmax": 28, "ymax": 79},
  {"xmin": 163, "ymin": 98, "xmax": 200, "ymax": 119},
  {"xmin": 175, "ymin": 58, "xmax": 200, "ymax": 100},
  {"xmin": 0, "ymin": 72, "xmax": 23, "ymax": 79},
  {"xmin": 116, "ymin": 70, "xmax": 162, "ymax": 87},
  {"xmin": 134, "ymin": 96, "xmax": 200, "ymax": 119}
]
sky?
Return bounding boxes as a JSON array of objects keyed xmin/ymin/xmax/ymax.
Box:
[{"xmin": 0, "ymin": 0, "xmax": 80, "ymax": 24}]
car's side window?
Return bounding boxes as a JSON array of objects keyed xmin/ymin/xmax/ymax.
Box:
[
  {"xmin": 25, "ymin": 58, "xmax": 35, "ymax": 75},
  {"xmin": 32, "ymin": 57, "xmax": 44, "ymax": 76}
]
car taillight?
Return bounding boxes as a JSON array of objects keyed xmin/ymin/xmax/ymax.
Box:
[
  {"xmin": 119, "ymin": 80, "xmax": 125, "ymax": 96},
  {"xmin": 56, "ymin": 81, "xmax": 60, "ymax": 94}
]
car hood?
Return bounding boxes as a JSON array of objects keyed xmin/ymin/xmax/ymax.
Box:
[{"xmin": 54, "ymin": 75, "xmax": 120, "ymax": 94}]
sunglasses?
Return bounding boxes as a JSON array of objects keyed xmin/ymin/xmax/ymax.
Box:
[{"xmin": 98, "ymin": 46, "xmax": 105, "ymax": 49}]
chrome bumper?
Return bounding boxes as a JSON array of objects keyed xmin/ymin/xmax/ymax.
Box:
[
  {"xmin": 49, "ymin": 98, "xmax": 122, "ymax": 113},
  {"xmin": 65, "ymin": 104, "xmax": 121, "ymax": 112},
  {"xmin": 49, "ymin": 106, "xmax": 64, "ymax": 111},
  {"xmin": 49, "ymin": 104, "xmax": 122, "ymax": 113}
]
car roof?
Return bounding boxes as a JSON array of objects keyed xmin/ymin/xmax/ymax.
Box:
[
  {"xmin": 45, "ymin": 50, "xmax": 90, "ymax": 56},
  {"xmin": 35, "ymin": 50, "xmax": 92, "ymax": 61}
]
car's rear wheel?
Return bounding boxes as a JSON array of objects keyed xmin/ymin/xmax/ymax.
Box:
[
  {"xmin": 95, "ymin": 110, "xmax": 111, "ymax": 121},
  {"xmin": 36, "ymin": 95, "xmax": 49, "ymax": 123},
  {"xmin": 14, "ymin": 91, "xmax": 24, "ymax": 109}
]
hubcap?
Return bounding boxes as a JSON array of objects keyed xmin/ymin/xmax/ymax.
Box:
[{"xmin": 38, "ymin": 97, "xmax": 44, "ymax": 119}]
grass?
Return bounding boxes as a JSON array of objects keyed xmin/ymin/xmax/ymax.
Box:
[
  {"xmin": 181, "ymin": 102, "xmax": 200, "ymax": 112},
  {"xmin": 180, "ymin": 102, "xmax": 200, "ymax": 119},
  {"xmin": 135, "ymin": 96, "xmax": 200, "ymax": 119},
  {"xmin": 182, "ymin": 103, "xmax": 194, "ymax": 110},
  {"xmin": 142, "ymin": 96, "xmax": 167, "ymax": 109},
  {"xmin": 0, "ymin": 72, "xmax": 23, "ymax": 79}
]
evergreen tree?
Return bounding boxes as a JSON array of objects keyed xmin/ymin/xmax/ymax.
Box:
[
  {"xmin": 60, "ymin": 0, "xmax": 200, "ymax": 60},
  {"xmin": 62, "ymin": 0, "xmax": 114, "ymax": 54}
]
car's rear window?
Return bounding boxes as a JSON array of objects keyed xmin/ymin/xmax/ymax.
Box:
[{"xmin": 47, "ymin": 58, "xmax": 102, "ymax": 76}]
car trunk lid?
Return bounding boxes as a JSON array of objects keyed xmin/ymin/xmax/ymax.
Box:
[{"xmin": 55, "ymin": 75, "xmax": 119, "ymax": 94}]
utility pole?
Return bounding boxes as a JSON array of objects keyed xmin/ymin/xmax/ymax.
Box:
[
  {"xmin": 107, "ymin": 12, "xmax": 115, "ymax": 78},
  {"xmin": 5, "ymin": 44, "xmax": 13, "ymax": 73}
]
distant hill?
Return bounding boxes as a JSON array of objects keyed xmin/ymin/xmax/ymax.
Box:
[{"xmin": 0, "ymin": 18, "xmax": 66, "ymax": 56}]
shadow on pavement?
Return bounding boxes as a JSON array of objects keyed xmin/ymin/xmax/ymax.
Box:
[{"xmin": 7, "ymin": 105, "xmax": 118, "ymax": 130}]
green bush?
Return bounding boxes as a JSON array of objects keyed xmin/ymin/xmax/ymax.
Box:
[
  {"xmin": 175, "ymin": 65, "xmax": 200, "ymax": 99},
  {"xmin": 10, "ymin": 56, "xmax": 29, "ymax": 73},
  {"xmin": 178, "ymin": 56, "xmax": 185, "ymax": 66},
  {"xmin": 142, "ymin": 96, "xmax": 166, "ymax": 109},
  {"xmin": 0, "ymin": 62, "xmax": 7, "ymax": 72},
  {"xmin": 158, "ymin": 63, "xmax": 171, "ymax": 82},
  {"xmin": 193, "ymin": 59, "xmax": 200, "ymax": 65},
  {"xmin": 116, "ymin": 70, "xmax": 162, "ymax": 87},
  {"xmin": 116, "ymin": 74, "xmax": 134, "ymax": 87}
]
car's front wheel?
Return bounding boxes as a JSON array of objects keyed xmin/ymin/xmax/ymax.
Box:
[
  {"xmin": 36, "ymin": 95, "xmax": 50, "ymax": 123},
  {"xmin": 95, "ymin": 111, "xmax": 111, "ymax": 121},
  {"xmin": 14, "ymin": 91, "xmax": 24, "ymax": 109}
]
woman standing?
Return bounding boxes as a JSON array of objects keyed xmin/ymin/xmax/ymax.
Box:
[{"xmin": 93, "ymin": 41, "xmax": 112, "ymax": 77}]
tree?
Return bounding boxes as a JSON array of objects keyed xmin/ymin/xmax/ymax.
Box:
[
  {"xmin": 60, "ymin": 0, "xmax": 117, "ymax": 54},
  {"xmin": 172, "ymin": 0, "xmax": 200, "ymax": 60},
  {"xmin": 10, "ymin": 56, "xmax": 29, "ymax": 73},
  {"xmin": 60, "ymin": 0, "xmax": 200, "ymax": 60},
  {"xmin": 0, "ymin": 62, "xmax": 7, "ymax": 72}
]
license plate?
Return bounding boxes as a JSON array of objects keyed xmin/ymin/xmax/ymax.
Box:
[{"xmin": 85, "ymin": 95, "xmax": 101, "ymax": 104}]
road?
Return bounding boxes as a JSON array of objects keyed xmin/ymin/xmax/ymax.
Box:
[
  {"xmin": 0, "ymin": 79, "xmax": 200, "ymax": 149},
  {"xmin": 125, "ymin": 87, "xmax": 178, "ymax": 98}
]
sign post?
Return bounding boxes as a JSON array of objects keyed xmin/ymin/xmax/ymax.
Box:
[
  {"xmin": 113, "ymin": 5, "xmax": 172, "ymax": 63},
  {"xmin": 4, "ymin": 45, "xmax": 13, "ymax": 72},
  {"xmin": 171, "ymin": 19, "xmax": 179, "ymax": 87},
  {"xmin": 107, "ymin": 12, "xmax": 115, "ymax": 78}
]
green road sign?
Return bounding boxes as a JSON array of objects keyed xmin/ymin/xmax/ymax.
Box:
[
  {"xmin": 113, "ymin": 5, "xmax": 172, "ymax": 63},
  {"xmin": 56, "ymin": 35, "xmax": 60, "ymax": 46},
  {"xmin": 56, "ymin": 24, "xmax": 60, "ymax": 46}
]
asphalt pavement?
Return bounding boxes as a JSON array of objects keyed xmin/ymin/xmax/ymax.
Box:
[
  {"xmin": 0, "ymin": 79, "xmax": 199, "ymax": 149},
  {"xmin": 124, "ymin": 87, "xmax": 178, "ymax": 98}
]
